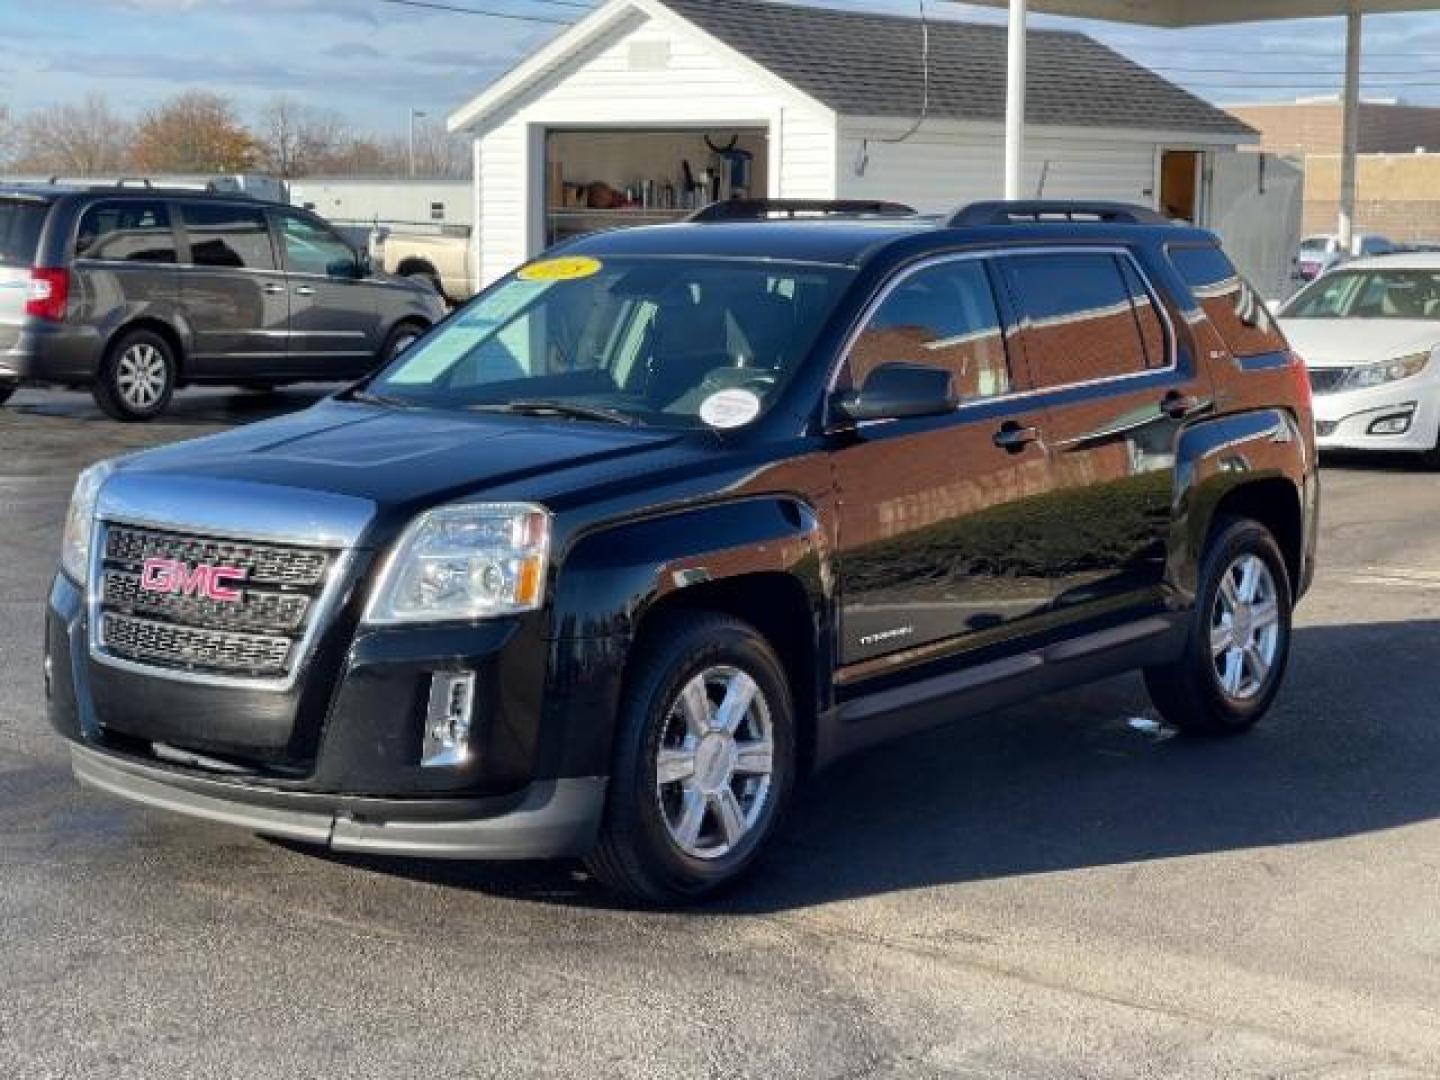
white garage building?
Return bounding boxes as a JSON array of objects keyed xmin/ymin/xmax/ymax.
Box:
[{"xmin": 448, "ymin": 0, "xmax": 1299, "ymax": 294}]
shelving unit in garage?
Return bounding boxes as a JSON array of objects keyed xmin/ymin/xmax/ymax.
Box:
[{"xmin": 543, "ymin": 127, "xmax": 769, "ymax": 246}]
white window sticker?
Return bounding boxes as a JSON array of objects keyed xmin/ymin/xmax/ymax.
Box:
[{"xmin": 698, "ymin": 388, "xmax": 762, "ymax": 429}]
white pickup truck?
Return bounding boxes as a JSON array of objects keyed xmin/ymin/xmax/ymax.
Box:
[{"xmin": 370, "ymin": 224, "xmax": 475, "ymax": 303}]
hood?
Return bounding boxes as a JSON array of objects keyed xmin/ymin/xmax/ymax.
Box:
[
  {"xmin": 114, "ymin": 399, "xmax": 687, "ymax": 528},
  {"xmin": 1280, "ymin": 319, "xmax": 1440, "ymax": 369}
]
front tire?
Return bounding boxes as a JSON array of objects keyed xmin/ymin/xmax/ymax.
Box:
[
  {"xmin": 93, "ymin": 329, "xmax": 176, "ymax": 421},
  {"xmin": 380, "ymin": 320, "xmax": 426, "ymax": 364},
  {"xmin": 1145, "ymin": 517, "xmax": 1293, "ymax": 735},
  {"xmin": 587, "ymin": 612, "xmax": 796, "ymax": 906}
]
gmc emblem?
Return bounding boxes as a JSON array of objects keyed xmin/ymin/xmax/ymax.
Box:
[{"xmin": 139, "ymin": 558, "xmax": 247, "ymax": 603}]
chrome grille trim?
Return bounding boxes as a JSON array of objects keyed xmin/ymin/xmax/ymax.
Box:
[
  {"xmin": 101, "ymin": 569, "xmax": 310, "ymax": 633},
  {"xmin": 88, "ymin": 519, "xmax": 355, "ymax": 694},
  {"xmin": 101, "ymin": 613, "xmax": 293, "ymax": 676},
  {"xmin": 104, "ymin": 525, "xmax": 329, "ymax": 587}
]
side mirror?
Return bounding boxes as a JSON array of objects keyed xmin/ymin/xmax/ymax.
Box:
[{"xmin": 830, "ymin": 361, "xmax": 957, "ymax": 424}]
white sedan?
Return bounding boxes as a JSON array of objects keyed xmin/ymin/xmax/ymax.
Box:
[{"xmin": 1279, "ymin": 254, "xmax": 1440, "ymax": 462}]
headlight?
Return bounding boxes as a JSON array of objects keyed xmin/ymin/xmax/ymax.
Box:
[
  {"xmin": 1342, "ymin": 351, "xmax": 1431, "ymax": 390},
  {"xmin": 365, "ymin": 503, "xmax": 550, "ymax": 625},
  {"xmin": 60, "ymin": 460, "xmax": 115, "ymax": 584}
]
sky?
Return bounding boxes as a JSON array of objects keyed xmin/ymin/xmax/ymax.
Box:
[{"xmin": 5, "ymin": 0, "xmax": 1440, "ymax": 137}]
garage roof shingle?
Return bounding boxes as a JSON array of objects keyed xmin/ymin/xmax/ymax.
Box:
[{"xmin": 658, "ymin": 0, "xmax": 1254, "ymax": 138}]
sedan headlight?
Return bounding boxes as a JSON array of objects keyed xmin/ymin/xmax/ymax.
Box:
[
  {"xmin": 1341, "ymin": 351, "xmax": 1431, "ymax": 390},
  {"xmin": 365, "ymin": 503, "xmax": 550, "ymax": 625},
  {"xmin": 60, "ymin": 460, "xmax": 115, "ymax": 584}
]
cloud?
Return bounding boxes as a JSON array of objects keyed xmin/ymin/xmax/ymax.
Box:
[
  {"xmin": 409, "ymin": 49, "xmax": 491, "ymax": 67},
  {"xmin": 83, "ymin": 0, "xmax": 382, "ymax": 26},
  {"xmin": 326, "ymin": 41, "xmax": 384, "ymax": 60},
  {"xmin": 44, "ymin": 51, "xmax": 298, "ymax": 90}
]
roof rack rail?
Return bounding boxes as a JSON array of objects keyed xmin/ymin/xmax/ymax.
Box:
[
  {"xmin": 688, "ymin": 198, "xmax": 916, "ymax": 223},
  {"xmin": 947, "ymin": 200, "xmax": 1173, "ymax": 228}
]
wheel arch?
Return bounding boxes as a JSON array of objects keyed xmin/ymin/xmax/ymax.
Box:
[{"xmin": 544, "ymin": 497, "xmax": 833, "ymax": 780}]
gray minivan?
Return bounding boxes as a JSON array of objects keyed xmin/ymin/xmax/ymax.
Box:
[{"xmin": 0, "ymin": 184, "xmax": 446, "ymax": 420}]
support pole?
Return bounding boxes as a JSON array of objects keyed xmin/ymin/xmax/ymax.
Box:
[
  {"xmin": 1004, "ymin": 0, "xmax": 1027, "ymax": 200},
  {"xmin": 1338, "ymin": 4, "xmax": 1361, "ymax": 252}
]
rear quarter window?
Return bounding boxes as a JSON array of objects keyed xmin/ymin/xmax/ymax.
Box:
[
  {"xmin": 75, "ymin": 201, "xmax": 177, "ymax": 263},
  {"xmin": 1169, "ymin": 244, "xmax": 1287, "ymax": 358},
  {"xmin": 0, "ymin": 200, "xmax": 48, "ymax": 267}
]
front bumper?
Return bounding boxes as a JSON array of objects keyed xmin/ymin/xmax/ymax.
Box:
[
  {"xmin": 1312, "ymin": 382, "xmax": 1440, "ymax": 453},
  {"xmin": 69, "ymin": 742, "xmax": 605, "ymax": 859}
]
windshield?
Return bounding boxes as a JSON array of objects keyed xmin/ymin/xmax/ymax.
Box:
[
  {"xmin": 1298, "ymin": 237, "xmax": 1329, "ymax": 253},
  {"xmin": 0, "ymin": 200, "xmax": 47, "ymax": 267},
  {"xmin": 1281, "ymin": 268, "xmax": 1440, "ymax": 320},
  {"xmin": 367, "ymin": 255, "xmax": 853, "ymax": 428}
]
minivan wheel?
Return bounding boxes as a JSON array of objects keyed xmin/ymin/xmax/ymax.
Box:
[
  {"xmin": 381, "ymin": 320, "xmax": 426, "ymax": 364},
  {"xmin": 94, "ymin": 330, "xmax": 176, "ymax": 421},
  {"xmin": 586, "ymin": 612, "xmax": 796, "ymax": 906},
  {"xmin": 1144, "ymin": 517, "xmax": 1293, "ymax": 735}
]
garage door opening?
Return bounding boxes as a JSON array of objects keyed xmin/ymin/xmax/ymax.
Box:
[{"xmin": 544, "ymin": 127, "xmax": 769, "ymax": 246}]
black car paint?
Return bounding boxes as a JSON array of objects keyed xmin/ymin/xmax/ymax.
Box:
[{"xmin": 47, "ymin": 215, "xmax": 1318, "ymax": 846}]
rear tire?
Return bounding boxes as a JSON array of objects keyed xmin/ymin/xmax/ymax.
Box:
[
  {"xmin": 380, "ymin": 320, "xmax": 426, "ymax": 365},
  {"xmin": 586, "ymin": 612, "xmax": 796, "ymax": 906},
  {"xmin": 404, "ymin": 270, "xmax": 444, "ymax": 298},
  {"xmin": 93, "ymin": 329, "xmax": 176, "ymax": 421},
  {"xmin": 1144, "ymin": 517, "xmax": 1293, "ymax": 736}
]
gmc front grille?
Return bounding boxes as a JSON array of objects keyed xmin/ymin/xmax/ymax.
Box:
[{"xmin": 93, "ymin": 523, "xmax": 340, "ymax": 684}]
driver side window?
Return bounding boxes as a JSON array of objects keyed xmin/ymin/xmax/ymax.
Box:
[
  {"xmin": 848, "ymin": 259, "xmax": 1012, "ymax": 400},
  {"xmin": 277, "ymin": 213, "xmax": 358, "ymax": 278}
]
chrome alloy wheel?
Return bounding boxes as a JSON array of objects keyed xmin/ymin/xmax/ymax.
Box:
[
  {"xmin": 1210, "ymin": 554, "xmax": 1281, "ymax": 701},
  {"xmin": 654, "ymin": 665, "xmax": 775, "ymax": 860},
  {"xmin": 116, "ymin": 343, "xmax": 168, "ymax": 410}
]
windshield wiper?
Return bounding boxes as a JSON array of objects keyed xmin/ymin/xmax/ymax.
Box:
[
  {"xmin": 470, "ymin": 400, "xmax": 638, "ymax": 426},
  {"xmin": 349, "ymin": 388, "xmax": 417, "ymax": 409}
]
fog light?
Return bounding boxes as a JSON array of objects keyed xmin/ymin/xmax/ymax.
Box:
[
  {"xmin": 422, "ymin": 671, "xmax": 476, "ymax": 768},
  {"xmin": 1368, "ymin": 412, "xmax": 1413, "ymax": 436}
]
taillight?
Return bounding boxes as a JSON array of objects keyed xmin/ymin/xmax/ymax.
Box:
[
  {"xmin": 1287, "ymin": 350, "xmax": 1313, "ymax": 411},
  {"xmin": 25, "ymin": 268, "xmax": 69, "ymax": 322}
]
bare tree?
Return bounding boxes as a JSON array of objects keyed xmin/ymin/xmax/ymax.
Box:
[
  {"xmin": 129, "ymin": 91, "xmax": 259, "ymax": 173},
  {"xmin": 381, "ymin": 120, "xmax": 471, "ymax": 179},
  {"xmin": 257, "ymin": 96, "xmax": 351, "ymax": 178},
  {"xmin": 12, "ymin": 94, "xmax": 131, "ymax": 174}
]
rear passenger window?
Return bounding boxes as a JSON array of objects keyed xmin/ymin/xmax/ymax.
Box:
[
  {"xmin": 998, "ymin": 252, "xmax": 1152, "ymax": 389},
  {"xmin": 1169, "ymin": 244, "xmax": 1286, "ymax": 358},
  {"xmin": 75, "ymin": 201, "xmax": 176, "ymax": 263},
  {"xmin": 848, "ymin": 259, "xmax": 1012, "ymax": 400},
  {"xmin": 180, "ymin": 203, "xmax": 275, "ymax": 271}
]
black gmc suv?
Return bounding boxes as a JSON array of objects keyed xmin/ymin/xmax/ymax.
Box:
[{"xmin": 47, "ymin": 200, "xmax": 1318, "ymax": 905}]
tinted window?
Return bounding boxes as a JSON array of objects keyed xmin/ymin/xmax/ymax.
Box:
[
  {"xmin": 1117, "ymin": 257, "xmax": 1169, "ymax": 369},
  {"xmin": 1170, "ymin": 244, "xmax": 1287, "ymax": 357},
  {"xmin": 278, "ymin": 213, "xmax": 358, "ymax": 277},
  {"xmin": 0, "ymin": 200, "xmax": 47, "ymax": 267},
  {"xmin": 180, "ymin": 203, "xmax": 275, "ymax": 270},
  {"xmin": 999, "ymin": 253, "xmax": 1149, "ymax": 389},
  {"xmin": 849, "ymin": 259, "xmax": 1011, "ymax": 400},
  {"xmin": 75, "ymin": 201, "xmax": 176, "ymax": 263}
]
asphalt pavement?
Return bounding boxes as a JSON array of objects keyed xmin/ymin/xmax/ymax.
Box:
[{"xmin": 3, "ymin": 386, "xmax": 1440, "ymax": 1079}]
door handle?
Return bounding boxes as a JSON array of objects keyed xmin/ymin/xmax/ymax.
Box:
[
  {"xmin": 993, "ymin": 421, "xmax": 1040, "ymax": 454},
  {"xmin": 261, "ymin": 282, "xmax": 285, "ymax": 295},
  {"xmin": 294, "ymin": 285, "xmax": 315, "ymax": 297},
  {"xmin": 1160, "ymin": 391, "xmax": 1206, "ymax": 420}
]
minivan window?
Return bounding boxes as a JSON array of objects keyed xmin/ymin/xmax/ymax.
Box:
[
  {"xmin": 75, "ymin": 201, "xmax": 176, "ymax": 263},
  {"xmin": 1169, "ymin": 244, "xmax": 1287, "ymax": 357},
  {"xmin": 998, "ymin": 252, "xmax": 1151, "ymax": 389},
  {"xmin": 370, "ymin": 256, "xmax": 852, "ymax": 428},
  {"xmin": 0, "ymin": 200, "xmax": 47, "ymax": 267},
  {"xmin": 848, "ymin": 258, "xmax": 1012, "ymax": 400},
  {"xmin": 180, "ymin": 203, "xmax": 275, "ymax": 271},
  {"xmin": 277, "ymin": 212, "xmax": 359, "ymax": 278}
]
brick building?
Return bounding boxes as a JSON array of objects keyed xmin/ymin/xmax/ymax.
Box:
[{"xmin": 1228, "ymin": 97, "xmax": 1440, "ymax": 156}]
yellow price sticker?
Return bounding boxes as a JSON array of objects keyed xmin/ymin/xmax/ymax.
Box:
[{"xmin": 517, "ymin": 255, "xmax": 603, "ymax": 282}]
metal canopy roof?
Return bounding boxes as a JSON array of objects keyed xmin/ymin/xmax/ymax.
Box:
[{"xmin": 962, "ymin": 0, "xmax": 1440, "ymax": 27}]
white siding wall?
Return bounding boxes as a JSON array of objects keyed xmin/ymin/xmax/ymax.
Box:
[
  {"xmin": 473, "ymin": 11, "xmax": 836, "ymax": 286},
  {"xmin": 837, "ymin": 120, "xmax": 1163, "ymax": 212}
]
